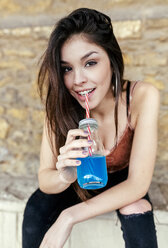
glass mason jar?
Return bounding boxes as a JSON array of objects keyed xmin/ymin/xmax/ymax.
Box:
[{"xmin": 77, "ymin": 118, "xmax": 108, "ymax": 189}]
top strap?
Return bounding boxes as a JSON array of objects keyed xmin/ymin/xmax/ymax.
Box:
[
  {"xmin": 126, "ymin": 81, "xmax": 139, "ymax": 123},
  {"xmin": 126, "ymin": 81, "xmax": 131, "ymax": 118}
]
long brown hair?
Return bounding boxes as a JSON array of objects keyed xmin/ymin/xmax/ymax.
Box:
[{"xmin": 38, "ymin": 8, "xmax": 126, "ymax": 201}]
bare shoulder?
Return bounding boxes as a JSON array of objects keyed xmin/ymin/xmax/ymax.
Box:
[
  {"xmin": 129, "ymin": 81, "xmax": 160, "ymax": 129},
  {"xmin": 132, "ymin": 81, "xmax": 160, "ymax": 111}
]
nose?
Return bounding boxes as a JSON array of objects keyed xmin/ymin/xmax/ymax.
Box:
[{"xmin": 74, "ymin": 68, "xmax": 87, "ymax": 85}]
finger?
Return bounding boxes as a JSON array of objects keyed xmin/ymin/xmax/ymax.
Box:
[
  {"xmin": 59, "ymin": 144, "xmax": 83, "ymax": 155},
  {"xmin": 59, "ymin": 145, "xmax": 66, "ymax": 155},
  {"xmin": 60, "ymin": 149, "xmax": 89, "ymax": 161},
  {"xmin": 56, "ymin": 159, "xmax": 81, "ymax": 169},
  {"xmin": 65, "ymin": 129, "xmax": 89, "ymax": 145},
  {"xmin": 56, "ymin": 151, "xmax": 88, "ymax": 169},
  {"xmin": 64, "ymin": 159, "xmax": 81, "ymax": 166},
  {"xmin": 66, "ymin": 139, "xmax": 93, "ymax": 152}
]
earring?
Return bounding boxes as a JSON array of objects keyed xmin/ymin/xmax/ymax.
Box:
[{"xmin": 115, "ymin": 74, "xmax": 118, "ymax": 97}]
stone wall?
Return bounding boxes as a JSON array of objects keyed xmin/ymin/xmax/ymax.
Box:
[{"xmin": 0, "ymin": 0, "xmax": 168, "ymax": 175}]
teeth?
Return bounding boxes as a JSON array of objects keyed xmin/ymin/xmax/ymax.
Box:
[{"xmin": 78, "ymin": 89, "xmax": 93, "ymax": 96}]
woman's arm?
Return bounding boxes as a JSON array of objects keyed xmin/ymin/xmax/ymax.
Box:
[
  {"xmin": 38, "ymin": 119, "xmax": 71, "ymax": 194},
  {"xmin": 38, "ymin": 118, "xmax": 91, "ymax": 194},
  {"xmin": 66, "ymin": 83, "xmax": 160, "ymax": 224}
]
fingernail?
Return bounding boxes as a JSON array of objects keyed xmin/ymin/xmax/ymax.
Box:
[
  {"xmin": 84, "ymin": 130, "xmax": 88, "ymax": 134},
  {"xmin": 82, "ymin": 150, "xmax": 88, "ymax": 154},
  {"xmin": 76, "ymin": 160, "xmax": 81, "ymax": 164},
  {"xmin": 88, "ymin": 140, "xmax": 93, "ymax": 144}
]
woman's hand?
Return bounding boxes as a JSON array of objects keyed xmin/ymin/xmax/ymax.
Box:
[
  {"xmin": 39, "ymin": 209, "xmax": 73, "ymax": 248},
  {"xmin": 56, "ymin": 129, "xmax": 92, "ymax": 183}
]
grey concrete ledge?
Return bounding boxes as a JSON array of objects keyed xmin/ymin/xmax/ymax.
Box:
[{"xmin": 0, "ymin": 173, "xmax": 167, "ymax": 248}]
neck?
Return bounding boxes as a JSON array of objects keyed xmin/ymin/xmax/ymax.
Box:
[{"xmin": 91, "ymin": 91, "xmax": 115, "ymax": 123}]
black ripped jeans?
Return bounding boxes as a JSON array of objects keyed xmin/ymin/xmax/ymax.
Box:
[{"xmin": 22, "ymin": 167, "xmax": 158, "ymax": 248}]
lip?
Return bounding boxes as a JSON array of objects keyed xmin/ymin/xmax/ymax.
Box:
[{"xmin": 75, "ymin": 88, "xmax": 96, "ymax": 102}]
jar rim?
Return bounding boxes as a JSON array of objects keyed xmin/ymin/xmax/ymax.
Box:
[{"xmin": 79, "ymin": 118, "xmax": 98, "ymax": 129}]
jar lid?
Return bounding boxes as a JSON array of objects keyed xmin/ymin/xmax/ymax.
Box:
[{"xmin": 79, "ymin": 118, "xmax": 98, "ymax": 129}]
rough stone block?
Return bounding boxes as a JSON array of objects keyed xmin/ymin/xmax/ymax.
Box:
[
  {"xmin": 161, "ymin": 92, "xmax": 168, "ymax": 106},
  {"xmin": 146, "ymin": 18, "xmax": 168, "ymax": 29},
  {"xmin": 0, "ymin": 106, "xmax": 4, "ymax": 115},
  {"xmin": 0, "ymin": 77, "xmax": 11, "ymax": 87},
  {"xmin": 30, "ymin": 80, "xmax": 39, "ymax": 99},
  {"xmin": 149, "ymin": 182, "xmax": 167, "ymax": 209},
  {"xmin": 3, "ymin": 48, "xmax": 35, "ymax": 58},
  {"xmin": 31, "ymin": 110, "xmax": 45, "ymax": 126},
  {"xmin": 153, "ymin": 162, "xmax": 168, "ymax": 185},
  {"xmin": 0, "ymin": 0, "xmax": 20, "ymax": 14},
  {"xmin": 159, "ymin": 184, "xmax": 168, "ymax": 210},
  {"xmin": 0, "ymin": 118, "xmax": 10, "ymax": 139},
  {"xmin": 113, "ymin": 20, "xmax": 142, "ymax": 39},
  {"xmin": 7, "ymin": 108, "xmax": 28, "ymax": 121},
  {"xmin": 0, "ymin": 0, "xmax": 52, "ymax": 15},
  {"xmin": 133, "ymin": 53, "xmax": 167, "ymax": 67},
  {"xmin": 0, "ymin": 27, "xmax": 31, "ymax": 37},
  {"xmin": 144, "ymin": 77, "xmax": 165, "ymax": 90},
  {"xmin": 123, "ymin": 53, "xmax": 132, "ymax": 65},
  {"xmin": 158, "ymin": 112, "xmax": 168, "ymax": 138},
  {"xmin": 0, "ymin": 60, "xmax": 26, "ymax": 70}
]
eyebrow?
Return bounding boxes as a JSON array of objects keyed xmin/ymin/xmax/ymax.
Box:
[{"xmin": 61, "ymin": 51, "xmax": 98, "ymax": 64}]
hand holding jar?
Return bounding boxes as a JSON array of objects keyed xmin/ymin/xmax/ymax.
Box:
[{"xmin": 56, "ymin": 129, "xmax": 93, "ymax": 184}]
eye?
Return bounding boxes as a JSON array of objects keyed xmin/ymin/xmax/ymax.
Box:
[
  {"xmin": 85, "ymin": 61, "xmax": 97, "ymax": 67},
  {"xmin": 61, "ymin": 66, "xmax": 72, "ymax": 74}
]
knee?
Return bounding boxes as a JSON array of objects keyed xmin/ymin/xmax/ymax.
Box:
[{"xmin": 119, "ymin": 199, "xmax": 152, "ymax": 215}]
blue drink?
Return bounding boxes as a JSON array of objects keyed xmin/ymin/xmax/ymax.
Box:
[{"xmin": 77, "ymin": 155, "xmax": 108, "ymax": 189}]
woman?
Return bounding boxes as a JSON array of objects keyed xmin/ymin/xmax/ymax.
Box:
[{"xmin": 22, "ymin": 8, "xmax": 159, "ymax": 248}]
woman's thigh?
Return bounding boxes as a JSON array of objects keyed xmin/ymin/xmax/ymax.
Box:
[{"xmin": 22, "ymin": 186, "xmax": 80, "ymax": 248}]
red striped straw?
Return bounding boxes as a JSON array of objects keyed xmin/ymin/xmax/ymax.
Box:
[
  {"xmin": 85, "ymin": 93, "xmax": 90, "ymax": 119},
  {"xmin": 85, "ymin": 93, "xmax": 92, "ymax": 156}
]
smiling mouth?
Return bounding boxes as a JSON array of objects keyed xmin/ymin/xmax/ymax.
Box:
[{"xmin": 77, "ymin": 88, "xmax": 96, "ymax": 96}]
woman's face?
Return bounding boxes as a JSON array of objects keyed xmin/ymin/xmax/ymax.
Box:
[{"xmin": 61, "ymin": 34, "xmax": 113, "ymax": 110}]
